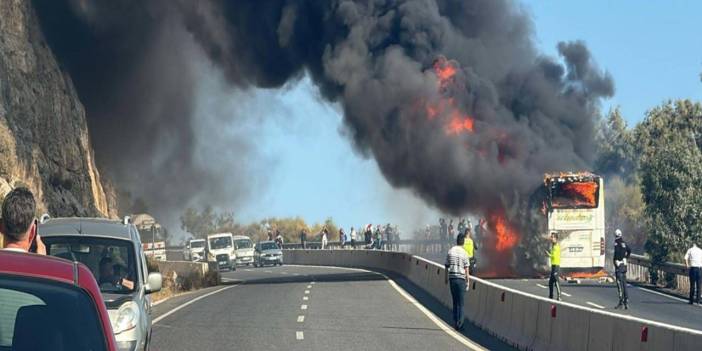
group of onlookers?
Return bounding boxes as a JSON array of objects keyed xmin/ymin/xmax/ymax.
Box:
[{"xmin": 297, "ymin": 223, "xmax": 400, "ymax": 250}]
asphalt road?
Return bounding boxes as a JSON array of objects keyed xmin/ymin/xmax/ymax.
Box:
[
  {"xmin": 492, "ymin": 278, "xmax": 702, "ymax": 331},
  {"xmin": 150, "ymin": 265, "xmax": 515, "ymax": 351}
]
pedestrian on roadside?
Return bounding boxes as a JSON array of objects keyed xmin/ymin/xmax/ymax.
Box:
[
  {"xmin": 364, "ymin": 224, "xmax": 372, "ymax": 245},
  {"xmin": 1, "ymin": 187, "xmax": 45, "ymax": 255},
  {"xmin": 300, "ymin": 228, "xmax": 307, "ymax": 249},
  {"xmin": 546, "ymin": 231, "xmax": 561, "ymax": 301},
  {"xmin": 445, "ymin": 234, "xmax": 470, "ymax": 331},
  {"xmin": 375, "ymin": 224, "xmax": 383, "ymax": 250},
  {"xmin": 339, "ymin": 228, "xmax": 346, "ymax": 248},
  {"xmin": 275, "ymin": 231, "xmax": 284, "ymax": 248},
  {"xmin": 350, "ymin": 226, "xmax": 357, "ymax": 249},
  {"xmin": 613, "ymin": 229, "xmax": 631, "ymax": 309},
  {"xmin": 321, "ymin": 227, "xmax": 328, "ymax": 250},
  {"xmin": 684, "ymin": 243, "xmax": 702, "ymax": 305},
  {"xmin": 463, "ymin": 228, "xmax": 477, "ymax": 274}
]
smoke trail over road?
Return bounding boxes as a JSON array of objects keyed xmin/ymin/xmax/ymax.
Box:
[{"xmin": 33, "ymin": 0, "xmax": 613, "ymax": 272}]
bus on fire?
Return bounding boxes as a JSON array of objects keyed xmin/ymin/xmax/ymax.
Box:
[{"xmin": 544, "ymin": 172, "xmax": 605, "ymax": 276}]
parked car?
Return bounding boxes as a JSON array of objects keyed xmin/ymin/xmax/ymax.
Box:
[
  {"xmin": 207, "ymin": 233, "xmax": 236, "ymax": 271},
  {"xmin": 232, "ymin": 235, "xmax": 254, "ymax": 267},
  {"xmin": 0, "ymin": 250, "xmax": 118, "ymax": 351},
  {"xmin": 254, "ymin": 241, "xmax": 284, "ymax": 267},
  {"xmin": 40, "ymin": 216, "xmax": 162, "ymax": 351},
  {"xmin": 183, "ymin": 239, "xmax": 206, "ymax": 262}
]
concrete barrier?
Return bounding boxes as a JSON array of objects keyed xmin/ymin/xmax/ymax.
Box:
[{"xmin": 283, "ymin": 249, "xmax": 702, "ymax": 351}]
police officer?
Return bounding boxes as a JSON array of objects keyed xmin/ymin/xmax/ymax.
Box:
[
  {"xmin": 613, "ymin": 229, "xmax": 632, "ymax": 309},
  {"xmin": 547, "ymin": 231, "xmax": 561, "ymax": 301},
  {"xmin": 463, "ymin": 227, "xmax": 477, "ymax": 274}
]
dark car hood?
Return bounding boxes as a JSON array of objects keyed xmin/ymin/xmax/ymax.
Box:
[{"xmin": 102, "ymin": 292, "xmax": 135, "ymax": 309}]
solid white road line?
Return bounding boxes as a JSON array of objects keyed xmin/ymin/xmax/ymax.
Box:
[
  {"xmin": 153, "ymin": 285, "xmax": 237, "ymax": 325},
  {"xmin": 296, "ymin": 331, "xmax": 304, "ymax": 340},
  {"xmin": 303, "ymin": 296, "xmax": 309, "ymax": 301},
  {"xmin": 265, "ymin": 270, "xmax": 273, "ymax": 273},
  {"xmin": 297, "ymin": 315, "xmax": 305, "ymax": 323},
  {"xmin": 587, "ymin": 301, "xmax": 605, "ymax": 309},
  {"xmin": 636, "ymin": 286, "xmax": 695, "ymax": 304},
  {"xmin": 383, "ymin": 276, "xmax": 486, "ymax": 351},
  {"xmin": 301, "ymin": 304, "xmax": 308, "ymax": 310},
  {"xmin": 536, "ymin": 284, "xmax": 548, "ymax": 289}
]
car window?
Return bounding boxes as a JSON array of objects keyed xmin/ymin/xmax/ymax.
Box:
[
  {"xmin": 234, "ymin": 239, "xmax": 252, "ymax": 249},
  {"xmin": 209, "ymin": 237, "xmax": 232, "ymax": 250},
  {"xmin": 190, "ymin": 241, "xmax": 205, "ymax": 248},
  {"xmin": 260, "ymin": 242, "xmax": 278, "ymax": 250},
  {"xmin": 0, "ymin": 275, "xmax": 107, "ymax": 351},
  {"xmin": 44, "ymin": 237, "xmax": 138, "ymax": 294}
]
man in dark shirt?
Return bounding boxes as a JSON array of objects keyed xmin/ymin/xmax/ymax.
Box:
[
  {"xmin": 613, "ymin": 229, "xmax": 632, "ymax": 309},
  {"xmin": 300, "ymin": 229, "xmax": 307, "ymax": 249}
]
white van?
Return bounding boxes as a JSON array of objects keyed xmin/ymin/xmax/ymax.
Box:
[
  {"xmin": 187, "ymin": 239, "xmax": 206, "ymax": 262},
  {"xmin": 207, "ymin": 233, "xmax": 236, "ymax": 271},
  {"xmin": 232, "ymin": 235, "xmax": 254, "ymax": 267}
]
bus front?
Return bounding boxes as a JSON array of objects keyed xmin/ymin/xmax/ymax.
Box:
[{"xmin": 545, "ymin": 173, "xmax": 606, "ymax": 276}]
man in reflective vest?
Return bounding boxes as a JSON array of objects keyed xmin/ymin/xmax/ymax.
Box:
[
  {"xmin": 463, "ymin": 228, "xmax": 476, "ymax": 274},
  {"xmin": 547, "ymin": 231, "xmax": 561, "ymax": 301}
]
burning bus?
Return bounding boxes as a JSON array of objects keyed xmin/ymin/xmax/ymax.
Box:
[{"xmin": 543, "ymin": 172, "xmax": 605, "ymax": 276}]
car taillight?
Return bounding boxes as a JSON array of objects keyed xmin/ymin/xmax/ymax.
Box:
[{"xmin": 600, "ymin": 237, "xmax": 605, "ymax": 256}]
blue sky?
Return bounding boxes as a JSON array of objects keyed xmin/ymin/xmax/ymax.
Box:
[{"xmin": 207, "ymin": 1, "xmax": 702, "ymax": 234}]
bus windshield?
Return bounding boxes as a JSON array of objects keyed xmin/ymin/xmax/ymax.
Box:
[{"xmin": 549, "ymin": 180, "xmax": 599, "ymax": 209}]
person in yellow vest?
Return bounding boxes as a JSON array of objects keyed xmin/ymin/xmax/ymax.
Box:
[
  {"xmin": 462, "ymin": 228, "xmax": 476, "ymax": 274},
  {"xmin": 546, "ymin": 231, "xmax": 561, "ymax": 300}
]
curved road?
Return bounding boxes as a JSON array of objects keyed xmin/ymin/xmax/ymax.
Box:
[{"xmin": 150, "ymin": 265, "xmax": 515, "ymax": 350}]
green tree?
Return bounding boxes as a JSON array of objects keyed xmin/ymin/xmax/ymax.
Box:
[
  {"xmin": 594, "ymin": 107, "xmax": 637, "ymax": 180},
  {"xmin": 635, "ymin": 100, "xmax": 702, "ymax": 268},
  {"xmin": 605, "ymin": 176, "xmax": 646, "ymax": 252},
  {"xmin": 180, "ymin": 206, "xmax": 218, "ymax": 239}
]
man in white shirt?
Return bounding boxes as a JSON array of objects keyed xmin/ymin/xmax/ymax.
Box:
[
  {"xmin": 445, "ymin": 234, "xmax": 470, "ymax": 331},
  {"xmin": 684, "ymin": 243, "xmax": 702, "ymax": 305},
  {"xmin": 1, "ymin": 187, "xmax": 45, "ymax": 254}
]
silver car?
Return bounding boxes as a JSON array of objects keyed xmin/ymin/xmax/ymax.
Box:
[
  {"xmin": 254, "ymin": 241, "xmax": 284, "ymax": 267},
  {"xmin": 40, "ymin": 216, "xmax": 162, "ymax": 351}
]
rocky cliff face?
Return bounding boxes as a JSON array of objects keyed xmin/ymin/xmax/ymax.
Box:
[{"xmin": 0, "ymin": 0, "xmax": 116, "ymax": 217}]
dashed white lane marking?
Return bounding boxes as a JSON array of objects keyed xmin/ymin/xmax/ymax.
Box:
[
  {"xmin": 306, "ymin": 285, "xmax": 312, "ymax": 289},
  {"xmin": 310, "ymin": 282, "xmax": 316, "ymax": 285},
  {"xmin": 265, "ymin": 270, "xmax": 273, "ymax": 273},
  {"xmin": 587, "ymin": 301, "xmax": 605, "ymax": 309},
  {"xmin": 153, "ymin": 285, "xmax": 237, "ymax": 325},
  {"xmin": 292, "ymin": 273, "xmax": 300, "ymax": 276},
  {"xmin": 243, "ymin": 269, "xmax": 252, "ymax": 272},
  {"xmin": 303, "ymin": 296, "xmax": 309, "ymax": 301},
  {"xmin": 536, "ymin": 284, "xmax": 548, "ymax": 289},
  {"xmin": 296, "ymin": 331, "xmax": 304, "ymax": 340},
  {"xmin": 561, "ymin": 292, "xmax": 572, "ymax": 297},
  {"xmin": 301, "ymin": 304, "xmax": 308, "ymax": 310},
  {"xmin": 297, "ymin": 315, "xmax": 305, "ymax": 323},
  {"xmin": 281, "ymin": 272, "xmax": 288, "ymax": 275},
  {"xmin": 304, "ymin": 290, "xmax": 310, "ymax": 294}
]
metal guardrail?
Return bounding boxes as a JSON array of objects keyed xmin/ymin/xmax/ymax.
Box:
[{"xmin": 616, "ymin": 254, "xmax": 691, "ymax": 296}]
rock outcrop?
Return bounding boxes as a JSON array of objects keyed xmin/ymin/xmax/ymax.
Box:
[{"xmin": 0, "ymin": 0, "xmax": 115, "ymax": 217}]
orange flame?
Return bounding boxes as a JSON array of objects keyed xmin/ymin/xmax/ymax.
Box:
[
  {"xmin": 446, "ymin": 114, "xmax": 474, "ymax": 135},
  {"xmin": 490, "ymin": 212, "xmax": 518, "ymax": 252},
  {"xmin": 559, "ymin": 181, "xmax": 598, "ymax": 207}
]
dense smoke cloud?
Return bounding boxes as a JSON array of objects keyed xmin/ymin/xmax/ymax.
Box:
[{"xmin": 33, "ymin": 0, "xmax": 613, "ymax": 253}]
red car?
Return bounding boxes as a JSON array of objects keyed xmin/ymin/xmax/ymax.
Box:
[{"xmin": 0, "ymin": 250, "xmax": 118, "ymax": 351}]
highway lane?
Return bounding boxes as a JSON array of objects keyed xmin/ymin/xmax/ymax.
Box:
[
  {"xmin": 492, "ymin": 278, "xmax": 702, "ymax": 331},
  {"xmin": 150, "ymin": 265, "xmax": 516, "ymax": 351}
]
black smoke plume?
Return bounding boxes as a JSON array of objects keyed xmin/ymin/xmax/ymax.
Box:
[{"xmin": 33, "ymin": 0, "xmax": 613, "ymax": 269}]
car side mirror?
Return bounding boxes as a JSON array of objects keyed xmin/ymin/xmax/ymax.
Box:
[{"xmin": 145, "ymin": 272, "xmax": 162, "ymax": 294}]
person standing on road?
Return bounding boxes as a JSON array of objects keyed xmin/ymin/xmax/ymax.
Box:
[
  {"xmin": 1, "ymin": 187, "xmax": 46, "ymax": 255},
  {"xmin": 613, "ymin": 229, "xmax": 631, "ymax": 309},
  {"xmin": 300, "ymin": 229, "xmax": 307, "ymax": 249},
  {"xmin": 463, "ymin": 228, "xmax": 477, "ymax": 274},
  {"xmin": 684, "ymin": 243, "xmax": 702, "ymax": 305},
  {"xmin": 321, "ymin": 227, "xmax": 328, "ymax": 250},
  {"xmin": 546, "ymin": 231, "xmax": 561, "ymax": 301},
  {"xmin": 339, "ymin": 228, "xmax": 346, "ymax": 248},
  {"xmin": 445, "ymin": 234, "xmax": 470, "ymax": 331},
  {"xmin": 350, "ymin": 227, "xmax": 357, "ymax": 249}
]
